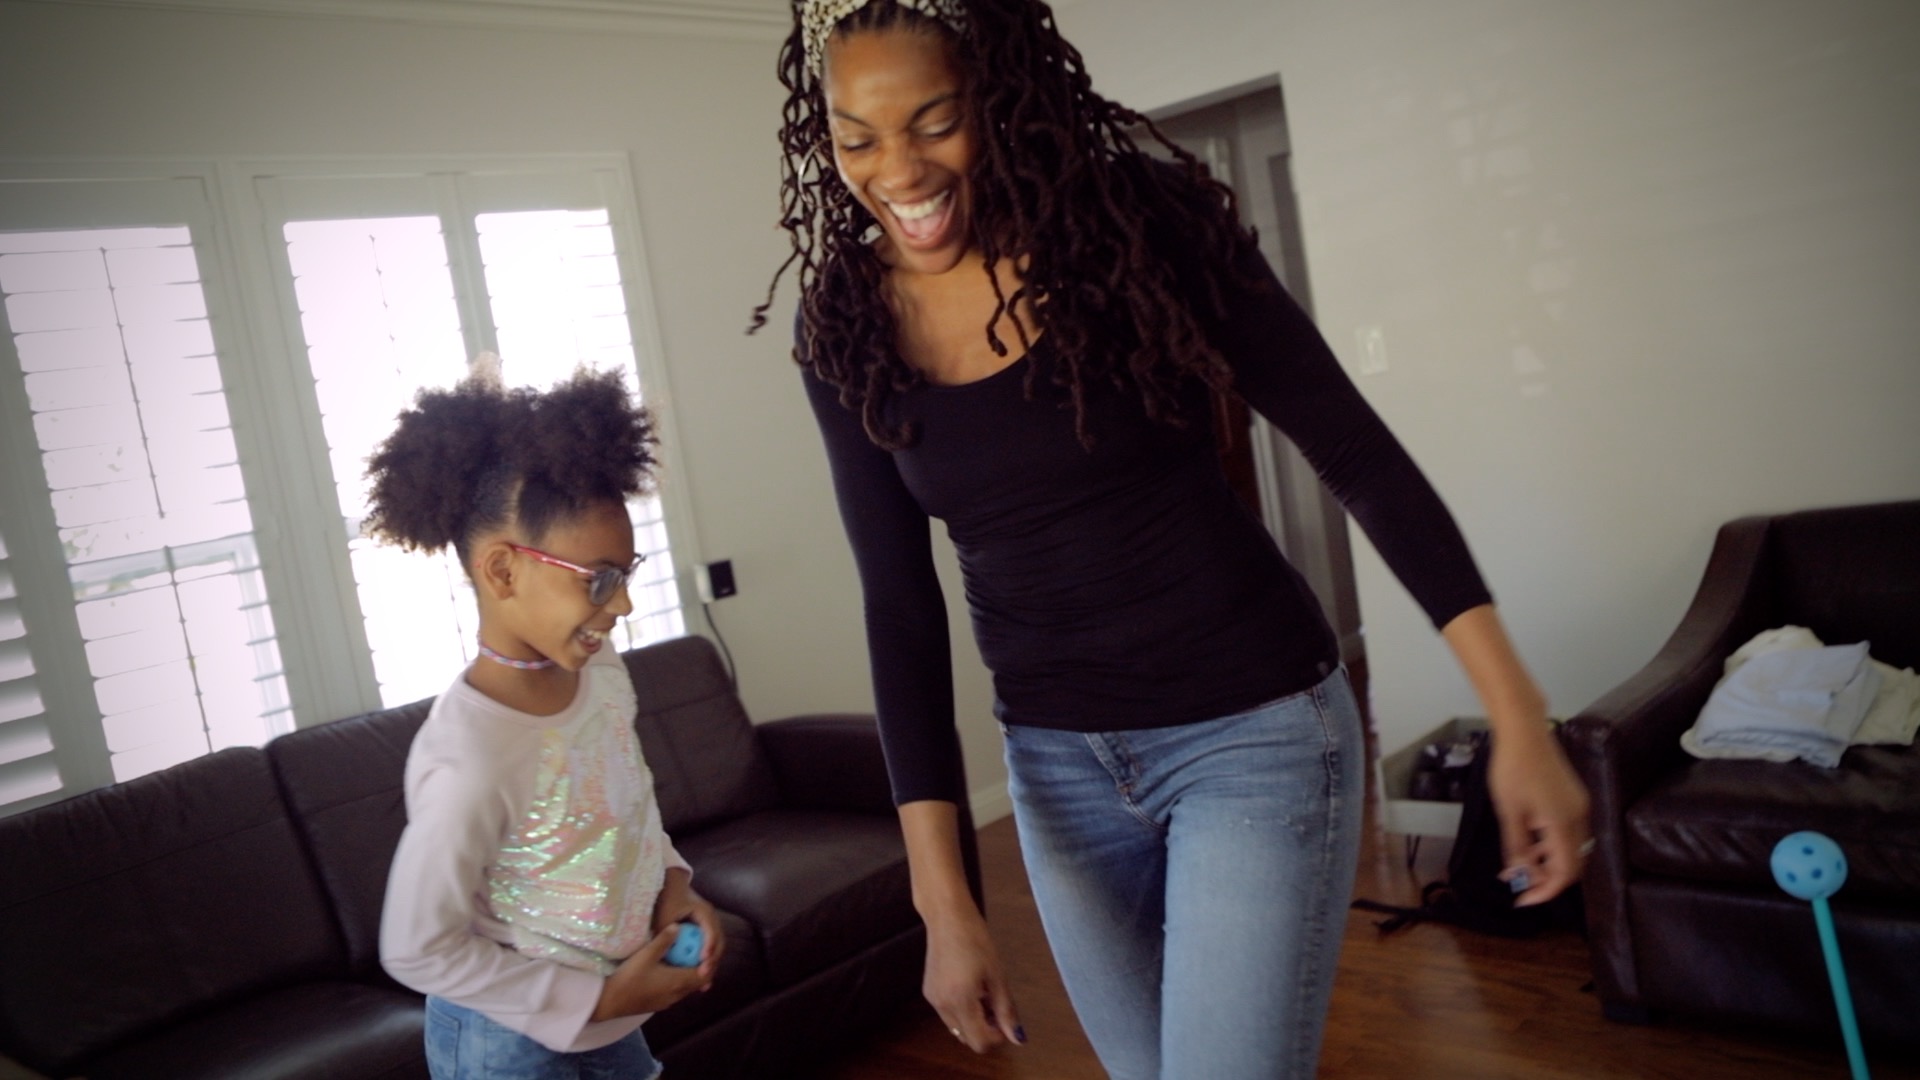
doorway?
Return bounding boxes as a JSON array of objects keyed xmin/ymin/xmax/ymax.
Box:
[{"xmin": 1145, "ymin": 80, "xmax": 1365, "ymax": 666}]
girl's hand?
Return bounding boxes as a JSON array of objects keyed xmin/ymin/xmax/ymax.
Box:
[
  {"xmin": 1487, "ymin": 721, "xmax": 1592, "ymax": 906},
  {"xmin": 591, "ymin": 926, "xmax": 708, "ymax": 1020},
  {"xmin": 651, "ymin": 868, "xmax": 726, "ymax": 983},
  {"xmin": 923, "ymin": 906, "xmax": 1024, "ymax": 1053}
]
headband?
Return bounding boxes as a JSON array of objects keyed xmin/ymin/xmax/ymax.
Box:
[{"xmin": 801, "ymin": 0, "xmax": 969, "ymax": 80}]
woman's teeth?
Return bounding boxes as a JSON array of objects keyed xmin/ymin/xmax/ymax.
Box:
[
  {"xmin": 891, "ymin": 190, "xmax": 950, "ymax": 220},
  {"xmin": 889, "ymin": 190, "xmax": 952, "ymax": 243}
]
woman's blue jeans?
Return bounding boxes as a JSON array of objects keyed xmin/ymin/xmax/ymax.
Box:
[
  {"xmin": 424, "ymin": 996, "xmax": 662, "ymax": 1080},
  {"xmin": 1004, "ymin": 668, "xmax": 1365, "ymax": 1080}
]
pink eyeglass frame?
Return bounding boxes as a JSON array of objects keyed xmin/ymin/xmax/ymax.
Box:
[{"xmin": 505, "ymin": 542, "xmax": 644, "ymax": 606}]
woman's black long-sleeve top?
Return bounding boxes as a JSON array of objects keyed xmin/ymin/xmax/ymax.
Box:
[{"xmin": 802, "ymin": 241, "xmax": 1491, "ymax": 805}]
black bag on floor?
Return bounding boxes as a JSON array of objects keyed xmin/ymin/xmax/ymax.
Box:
[{"xmin": 1354, "ymin": 730, "xmax": 1583, "ymax": 939}]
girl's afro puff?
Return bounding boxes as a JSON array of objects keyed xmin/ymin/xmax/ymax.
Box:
[{"xmin": 362, "ymin": 366, "xmax": 658, "ymax": 565}]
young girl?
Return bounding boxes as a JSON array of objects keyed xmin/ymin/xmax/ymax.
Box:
[
  {"xmin": 758, "ymin": 1, "xmax": 1589, "ymax": 1077},
  {"xmin": 372, "ymin": 366, "xmax": 721, "ymax": 1080}
]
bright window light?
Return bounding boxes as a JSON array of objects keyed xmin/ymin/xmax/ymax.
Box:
[
  {"xmin": 474, "ymin": 208, "xmax": 684, "ymax": 652},
  {"xmin": 282, "ymin": 216, "xmax": 476, "ymax": 707}
]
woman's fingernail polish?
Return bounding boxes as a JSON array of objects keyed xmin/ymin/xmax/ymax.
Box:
[{"xmin": 1015, "ymin": 1025, "xmax": 1028, "ymax": 1044}]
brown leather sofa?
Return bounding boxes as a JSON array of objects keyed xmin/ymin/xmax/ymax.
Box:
[
  {"xmin": 1561, "ymin": 500, "xmax": 1920, "ymax": 1049},
  {"xmin": 0, "ymin": 635, "xmax": 967, "ymax": 1079}
]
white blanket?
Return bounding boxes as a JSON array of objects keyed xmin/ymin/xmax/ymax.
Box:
[{"xmin": 1681, "ymin": 626, "xmax": 1920, "ymax": 767}]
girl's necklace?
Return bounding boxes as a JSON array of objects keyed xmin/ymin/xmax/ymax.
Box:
[{"xmin": 476, "ymin": 639, "xmax": 556, "ymax": 671}]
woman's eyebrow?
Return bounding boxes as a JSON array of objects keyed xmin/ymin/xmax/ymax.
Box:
[{"xmin": 831, "ymin": 92, "xmax": 960, "ymax": 129}]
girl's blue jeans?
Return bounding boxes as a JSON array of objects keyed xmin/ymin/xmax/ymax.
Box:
[
  {"xmin": 1004, "ymin": 667, "xmax": 1365, "ymax": 1080},
  {"xmin": 424, "ymin": 996, "xmax": 662, "ymax": 1080}
]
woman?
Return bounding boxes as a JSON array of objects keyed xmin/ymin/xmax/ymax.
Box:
[{"xmin": 754, "ymin": 2, "xmax": 1591, "ymax": 1076}]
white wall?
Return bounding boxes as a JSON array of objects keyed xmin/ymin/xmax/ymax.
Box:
[
  {"xmin": 1055, "ymin": 0, "xmax": 1920, "ymax": 750},
  {"xmin": 0, "ymin": 0, "xmax": 1012, "ymax": 816},
  {"xmin": 8, "ymin": 0, "xmax": 1918, "ymax": 817}
]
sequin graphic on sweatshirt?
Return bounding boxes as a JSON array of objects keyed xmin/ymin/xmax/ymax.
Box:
[{"xmin": 486, "ymin": 677, "xmax": 667, "ymax": 975}]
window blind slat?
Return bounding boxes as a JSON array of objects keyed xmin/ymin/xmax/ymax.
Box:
[
  {"xmin": 1, "ymin": 225, "xmax": 292, "ymax": 790},
  {"xmin": 0, "ymin": 521, "xmax": 59, "ymax": 810}
]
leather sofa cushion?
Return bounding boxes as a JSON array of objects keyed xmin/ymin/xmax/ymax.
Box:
[
  {"xmin": 676, "ymin": 810, "xmax": 915, "ymax": 989},
  {"xmin": 268, "ymin": 698, "xmax": 431, "ymax": 978},
  {"xmin": 0, "ymin": 748, "xmax": 345, "ymax": 1075},
  {"xmin": 639, "ymin": 907, "xmax": 768, "ymax": 1052},
  {"xmin": 77, "ymin": 982, "xmax": 427, "ymax": 1080},
  {"xmin": 627, "ymin": 637, "xmax": 781, "ymax": 835},
  {"xmin": 1626, "ymin": 742, "xmax": 1920, "ymax": 901},
  {"xmin": 1628, "ymin": 877, "xmax": 1920, "ymax": 1044},
  {"xmin": 1770, "ymin": 501, "xmax": 1920, "ymax": 669},
  {"xmin": 758, "ymin": 714, "xmax": 895, "ymax": 814}
]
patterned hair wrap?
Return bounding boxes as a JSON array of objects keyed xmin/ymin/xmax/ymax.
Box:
[{"xmin": 801, "ymin": 0, "xmax": 969, "ymax": 79}]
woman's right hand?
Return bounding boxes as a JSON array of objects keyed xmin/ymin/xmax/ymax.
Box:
[
  {"xmin": 923, "ymin": 905, "xmax": 1025, "ymax": 1053},
  {"xmin": 898, "ymin": 799, "xmax": 1025, "ymax": 1052}
]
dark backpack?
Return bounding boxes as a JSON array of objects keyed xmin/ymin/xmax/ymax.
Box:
[{"xmin": 1354, "ymin": 730, "xmax": 1584, "ymax": 939}]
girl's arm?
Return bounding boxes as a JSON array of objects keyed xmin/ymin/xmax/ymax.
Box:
[
  {"xmin": 649, "ymin": 865, "xmax": 725, "ymax": 981},
  {"xmin": 590, "ymin": 924, "xmax": 706, "ymax": 1021},
  {"xmin": 380, "ymin": 761, "xmax": 608, "ymax": 1050}
]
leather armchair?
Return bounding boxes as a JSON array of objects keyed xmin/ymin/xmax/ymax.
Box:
[{"xmin": 1561, "ymin": 500, "xmax": 1920, "ymax": 1049}]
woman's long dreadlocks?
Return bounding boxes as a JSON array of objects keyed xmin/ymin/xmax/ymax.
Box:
[{"xmin": 750, "ymin": 0, "xmax": 1265, "ymax": 449}]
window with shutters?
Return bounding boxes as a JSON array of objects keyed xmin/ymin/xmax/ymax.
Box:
[
  {"xmin": 0, "ymin": 159, "xmax": 695, "ymax": 812},
  {"xmin": 261, "ymin": 174, "xmax": 687, "ymax": 709},
  {"xmin": 0, "ymin": 222, "xmax": 291, "ymax": 800}
]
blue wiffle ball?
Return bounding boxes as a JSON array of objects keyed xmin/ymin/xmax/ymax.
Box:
[{"xmin": 1771, "ymin": 831, "xmax": 1849, "ymax": 901}]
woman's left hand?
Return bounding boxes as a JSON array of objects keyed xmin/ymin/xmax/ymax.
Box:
[
  {"xmin": 1486, "ymin": 721, "xmax": 1591, "ymax": 906},
  {"xmin": 653, "ymin": 868, "xmax": 726, "ymax": 983},
  {"xmin": 1440, "ymin": 603, "xmax": 1592, "ymax": 906}
]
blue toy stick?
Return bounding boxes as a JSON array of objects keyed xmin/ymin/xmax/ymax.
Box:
[{"xmin": 1770, "ymin": 831, "xmax": 1869, "ymax": 1080}]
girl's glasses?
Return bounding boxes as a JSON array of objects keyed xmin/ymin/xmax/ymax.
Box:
[{"xmin": 506, "ymin": 543, "xmax": 644, "ymax": 607}]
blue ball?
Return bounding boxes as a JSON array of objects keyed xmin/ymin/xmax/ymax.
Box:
[
  {"xmin": 664, "ymin": 922, "xmax": 704, "ymax": 967},
  {"xmin": 1770, "ymin": 831, "xmax": 1848, "ymax": 901}
]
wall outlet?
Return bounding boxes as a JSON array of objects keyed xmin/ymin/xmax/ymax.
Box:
[{"xmin": 695, "ymin": 560, "xmax": 736, "ymax": 603}]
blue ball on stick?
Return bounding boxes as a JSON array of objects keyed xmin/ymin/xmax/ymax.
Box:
[
  {"xmin": 1770, "ymin": 831, "xmax": 1869, "ymax": 1080},
  {"xmin": 1770, "ymin": 830, "xmax": 1848, "ymax": 900}
]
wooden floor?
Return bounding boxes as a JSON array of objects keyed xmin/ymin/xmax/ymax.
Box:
[
  {"xmin": 809, "ymin": 819, "xmax": 1914, "ymax": 1079},
  {"xmin": 807, "ymin": 681, "xmax": 1915, "ymax": 1079}
]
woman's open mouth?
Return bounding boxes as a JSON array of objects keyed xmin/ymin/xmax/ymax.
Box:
[{"xmin": 885, "ymin": 189, "xmax": 956, "ymax": 249}]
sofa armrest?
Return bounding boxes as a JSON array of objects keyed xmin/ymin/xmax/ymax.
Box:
[
  {"xmin": 1561, "ymin": 514, "xmax": 1775, "ymax": 810},
  {"xmin": 756, "ymin": 714, "xmax": 895, "ymax": 816},
  {"xmin": 757, "ymin": 714, "xmax": 987, "ymax": 912},
  {"xmin": 1560, "ymin": 513, "xmax": 1775, "ymax": 1009}
]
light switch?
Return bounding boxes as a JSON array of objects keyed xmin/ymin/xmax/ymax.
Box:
[{"xmin": 1356, "ymin": 325, "xmax": 1389, "ymax": 375}]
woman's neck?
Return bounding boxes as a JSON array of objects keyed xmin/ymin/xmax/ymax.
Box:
[{"xmin": 885, "ymin": 249, "xmax": 1043, "ymax": 386}]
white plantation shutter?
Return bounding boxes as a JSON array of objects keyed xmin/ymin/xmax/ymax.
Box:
[
  {"xmin": 0, "ymin": 159, "xmax": 695, "ymax": 810},
  {"xmin": 280, "ymin": 214, "xmax": 480, "ymax": 708},
  {"xmin": 0, "ymin": 526, "xmax": 61, "ymax": 812},
  {"xmin": 471, "ymin": 207, "xmax": 684, "ymax": 651},
  {"xmin": 0, "ymin": 223, "xmax": 293, "ymax": 786},
  {"xmin": 256, "ymin": 168, "xmax": 687, "ymax": 708}
]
